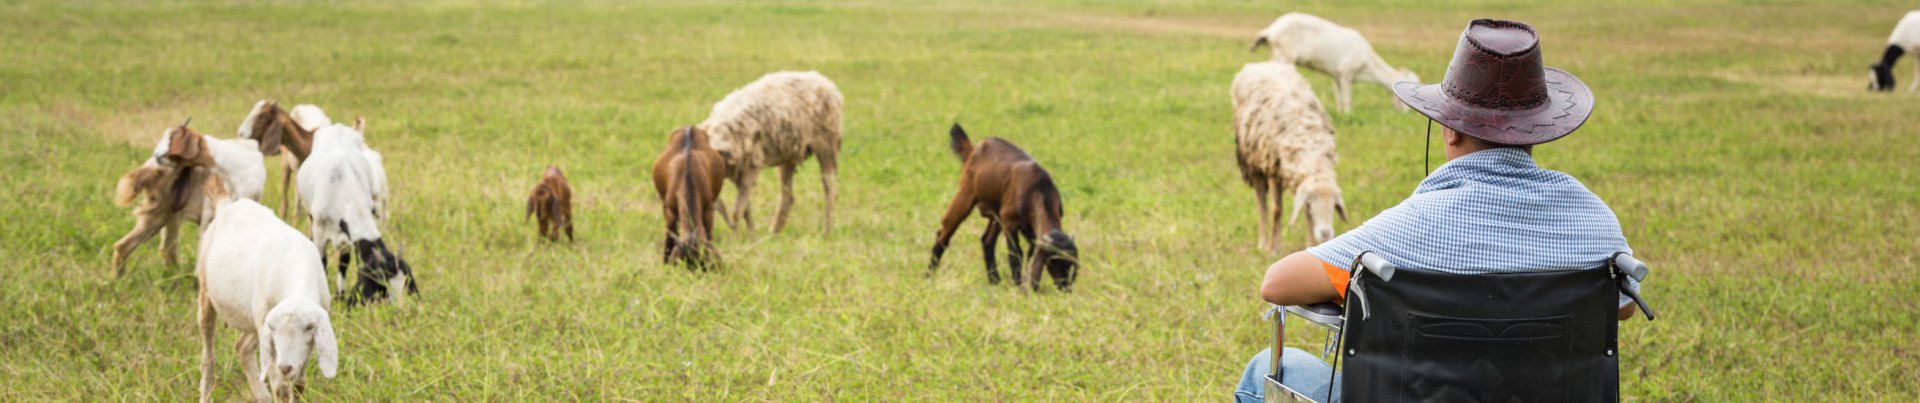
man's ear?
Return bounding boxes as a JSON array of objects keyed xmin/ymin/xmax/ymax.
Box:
[{"xmin": 1441, "ymin": 125, "xmax": 1465, "ymax": 147}]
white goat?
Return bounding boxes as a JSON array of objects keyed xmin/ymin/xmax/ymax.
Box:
[
  {"xmin": 1232, "ymin": 62, "xmax": 1348, "ymax": 253},
  {"xmin": 1870, "ymin": 11, "xmax": 1920, "ymax": 92},
  {"xmin": 111, "ymin": 119, "xmax": 266, "ymax": 276},
  {"xmin": 1250, "ymin": 12, "xmax": 1418, "ymax": 113},
  {"xmin": 192, "ymin": 177, "xmax": 337, "ymax": 403},
  {"xmin": 298, "ymin": 124, "xmax": 412, "ymax": 304},
  {"xmin": 699, "ymin": 71, "xmax": 843, "ymax": 233}
]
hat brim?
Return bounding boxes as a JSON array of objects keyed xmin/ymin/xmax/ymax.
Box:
[{"xmin": 1391, "ymin": 67, "xmax": 1594, "ymax": 146}]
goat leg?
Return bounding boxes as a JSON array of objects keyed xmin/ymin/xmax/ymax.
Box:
[
  {"xmin": 196, "ymin": 291, "xmax": 217, "ymax": 403},
  {"xmin": 1004, "ymin": 227, "xmax": 1025, "ymax": 287},
  {"xmin": 927, "ymin": 189, "xmax": 975, "ymax": 274},
  {"xmin": 980, "ymin": 220, "xmax": 1001, "ymax": 284},
  {"xmin": 112, "ymin": 213, "xmax": 168, "ymax": 277},
  {"xmin": 161, "ymin": 219, "xmax": 183, "ymax": 267}
]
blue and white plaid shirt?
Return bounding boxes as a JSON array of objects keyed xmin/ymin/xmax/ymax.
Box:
[{"xmin": 1308, "ymin": 147, "xmax": 1641, "ymax": 307}]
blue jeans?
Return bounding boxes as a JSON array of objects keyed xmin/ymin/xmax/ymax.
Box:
[{"xmin": 1234, "ymin": 348, "xmax": 1342, "ymax": 403}]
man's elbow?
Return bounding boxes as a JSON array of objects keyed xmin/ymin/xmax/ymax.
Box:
[{"xmin": 1260, "ymin": 280, "xmax": 1285, "ymax": 305}]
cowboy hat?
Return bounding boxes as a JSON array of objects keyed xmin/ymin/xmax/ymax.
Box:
[{"xmin": 1392, "ymin": 19, "xmax": 1594, "ymax": 146}]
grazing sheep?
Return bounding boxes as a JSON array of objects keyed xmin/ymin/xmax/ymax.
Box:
[
  {"xmin": 298, "ymin": 124, "xmax": 415, "ymax": 305},
  {"xmin": 1249, "ymin": 12, "xmax": 1419, "ymax": 113},
  {"xmin": 110, "ymin": 119, "xmax": 267, "ymax": 277},
  {"xmin": 190, "ymin": 176, "xmax": 337, "ymax": 403},
  {"xmin": 525, "ymin": 166, "xmax": 574, "ymax": 242},
  {"xmin": 1232, "ymin": 62, "xmax": 1349, "ymax": 253},
  {"xmin": 927, "ymin": 124, "xmax": 1079, "ymax": 293},
  {"xmin": 699, "ymin": 71, "xmax": 843, "ymax": 233},
  {"xmin": 237, "ymin": 100, "xmax": 329, "ymax": 219},
  {"xmin": 1870, "ymin": 10, "xmax": 1920, "ymax": 92},
  {"xmin": 652, "ymin": 126, "xmax": 727, "ymax": 269}
]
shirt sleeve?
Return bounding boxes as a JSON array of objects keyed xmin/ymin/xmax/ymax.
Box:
[{"xmin": 1306, "ymin": 201, "xmax": 1422, "ymax": 272}]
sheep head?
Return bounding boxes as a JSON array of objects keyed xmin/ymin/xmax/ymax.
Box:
[
  {"xmin": 1288, "ymin": 182, "xmax": 1348, "ymax": 247},
  {"xmin": 260, "ymin": 300, "xmax": 338, "ymax": 399}
]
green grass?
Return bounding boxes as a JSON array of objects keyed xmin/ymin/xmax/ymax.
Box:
[{"xmin": 3, "ymin": 0, "xmax": 1917, "ymax": 400}]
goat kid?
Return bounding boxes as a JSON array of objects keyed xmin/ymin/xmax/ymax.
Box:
[
  {"xmin": 652, "ymin": 126, "xmax": 727, "ymax": 269},
  {"xmin": 525, "ymin": 166, "xmax": 575, "ymax": 242},
  {"xmin": 927, "ymin": 124, "xmax": 1079, "ymax": 293}
]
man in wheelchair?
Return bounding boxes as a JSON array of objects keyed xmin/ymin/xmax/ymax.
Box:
[{"xmin": 1233, "ymin": 19, "xmax": 1655, "ymax": 403}]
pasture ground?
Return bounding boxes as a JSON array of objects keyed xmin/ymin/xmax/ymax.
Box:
[{"xmin": 2, "ymin": 0, "xmax": 1916, "ymax": 400}]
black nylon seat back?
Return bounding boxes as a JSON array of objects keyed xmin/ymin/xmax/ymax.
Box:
[{"xmin": 1342, "ymin": 267, "xmax": 1619, "ymax": 402}]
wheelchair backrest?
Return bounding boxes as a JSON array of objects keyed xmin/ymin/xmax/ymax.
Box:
[{"xmin": 1341, "ymin": 266, "xmax": 1621, "ymax": 402}]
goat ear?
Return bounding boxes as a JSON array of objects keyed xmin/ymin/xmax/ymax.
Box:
[
  {"xmin": 314, "ymin": 312, "xmax": 338, "ymax": 378},
  {"xmin": 257, "ymin": 320, "xmax": 276, "ymax": 384},
  {"xmin": 353, "ymin": 116, "xmax": 365, "ymax": 133},
  {"xmin": 260, "ymin": 119, "xmax": 286, "ymax": 155}
]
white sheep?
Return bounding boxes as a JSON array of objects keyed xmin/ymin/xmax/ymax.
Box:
[
  {"xmin": 699, "ymin": 71, "xmax": 843, "ymax": 233},
  {"xmin": 191, "ymin": 177, "xmax": 337, "ymax": 403},
  {"xmin": 111, "ymin": 120, "xmax": 267, "ymax": 276},
  {"xmin": 1250, "ymin": 12, "xmax": 1418, "ymax": 113},
  {"xmin": 1232, "ymin": 62, "xmax": 1349, "ymax": 253},
  {"xmin": 298, "ymin": 123, "xmax": 412, "ymax": 304},
  {"xmin": 1870, "ymin": 10, "xmax": 1920, "ymax": 92}
]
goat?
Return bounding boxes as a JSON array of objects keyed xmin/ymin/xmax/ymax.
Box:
[
  {"xmin": 237, "ymin": 100, "xmax": 324, "ymax": 219},
  {"xmin": 700, "ymin": 71, "xmax": 842, "ymax": 233},
  {"xmin": 111, "ymin": 118, "xmax": 266, "ymax": 276},
  {"xmin": 927, "ymin": 124, "xmax": 1079, "ymax": 293},
  {"xmin": 652, "ymin": 126, "xmax": 727, "ymax": 269},
  {"xmin": 1233, "ymin": 62, "xmax": 1349, "ymax": 252},
  {"xmin": 190, "ymin": 175, "xmax": 337, "ymax": 403},
  {"xmin": 1250, "ymin": 12, "xmax": 1419, "ymax": 113},
  {"xmin": 525, "ymin": 166, "xmax": 574, "ymax": 242},
  {"xmin": 1870, "ymin": 10, "xmax": 1920, "ymax": 92},
  {"xmin": 297, "ymin": 124, "xmax": 415, "ymax": 305}
]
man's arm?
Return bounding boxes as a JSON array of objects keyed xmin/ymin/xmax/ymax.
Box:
[
  {"xmin": 1617, "ymin": 303, "xmax": 1637, "ymax": 321},
  {"xmin": 1260, "ymin": 251, "xmax": 1341, "ymax": 306}
]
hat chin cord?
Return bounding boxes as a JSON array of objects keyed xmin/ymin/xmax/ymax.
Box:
[{"xmin": 1423, "ymin": 119, "xmax": 1434, "ymax": 176}]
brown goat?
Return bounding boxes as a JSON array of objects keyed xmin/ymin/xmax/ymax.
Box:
[
  {"xmin": 525, "ymin": 166, "xmax": 574, "ymax": 242},
  {"xmin": 238, "ymin": 101, "xmax": 317, "ymax": 218},
  {"xmin": 927, "ymin": 123, "xmax": 1080, "ymax": 293},
  {"xmin": 652, "ymin": 126, "xmax": 727, "ymax": 269},
  {"xmin": 111, "ymin": 119, "xmax": 214, "ymax": 277}
]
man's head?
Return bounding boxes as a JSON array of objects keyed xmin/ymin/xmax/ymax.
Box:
[
  {"xmin": 1392, "ymin": 19, "xmax": 1594, "ymax": 149},
  {"xmin": 1441, "ymin": 125, "xmax": 1531, "ymax": 161}
]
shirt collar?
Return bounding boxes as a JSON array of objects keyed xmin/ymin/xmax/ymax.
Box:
[{"xmin": 1413, "ymin": 148, "xmax": 1538, "ymax": 194}]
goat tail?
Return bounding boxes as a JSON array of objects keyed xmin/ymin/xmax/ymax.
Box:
[
  {"xmin": 948, "ymin": 123, "xmax": 974, "ymax": 163},
  {"xmin": 114, "ymin": 166, "xmax": 160, "ymax": 207}
]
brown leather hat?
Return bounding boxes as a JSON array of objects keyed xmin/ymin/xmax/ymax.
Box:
[{"xmin": 1392, "ymin": 19, "xmax": 1594, "ymax": 146}]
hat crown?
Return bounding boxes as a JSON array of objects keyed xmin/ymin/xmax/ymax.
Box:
[{"xmin": 1442, "ymin": 19, "xmax": 1549, "ymax": 111}]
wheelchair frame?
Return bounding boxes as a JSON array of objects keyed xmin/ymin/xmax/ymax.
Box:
[{"xmin": 1260, "ymin": 251, "xmax": 1653, "ymax": 403}]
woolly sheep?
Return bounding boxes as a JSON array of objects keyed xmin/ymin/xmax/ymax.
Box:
[
  {"xmin": 1870, "ymin": 10, "xmax": 1920, "ymax": 92},
  {"xmin": 1250, "ymin": 12, "xmax": 1419, "ymax": 113},
  {"xmin": 1232, "ymin": 62, "xmax": 1349, "ymax": 253},
  {"xmin": 699, "ymin": 71, "xmax": 843, "ymax": 233},
  {"xmin": 191, "ymin": 177, "xmax": 337, "ymax": 402}
]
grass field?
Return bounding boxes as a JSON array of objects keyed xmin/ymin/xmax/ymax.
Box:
[{"xmin": 3, "ymin": 0, "xmax": 1917, "ymax": 400}]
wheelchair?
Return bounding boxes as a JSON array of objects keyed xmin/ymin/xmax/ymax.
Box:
[{"xmin": 1261, "ymin": 251, "xmax": 1657, "ymax": 402}]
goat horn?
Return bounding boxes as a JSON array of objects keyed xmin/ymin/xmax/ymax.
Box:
[{"xmin": 179, "ymin": 116, "xmax": 192, "ymax": 127}]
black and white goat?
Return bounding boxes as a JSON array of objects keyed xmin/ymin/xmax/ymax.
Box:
[
  {"xmin": 1871, "ymin": 11, "xmax": 1920, "ymax": 92},
  {"xmin": 297, "ymin": 124, "xmax": 415, "ymax": 305}
]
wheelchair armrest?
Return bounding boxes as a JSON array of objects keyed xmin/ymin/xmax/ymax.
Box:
[{"xmin": 1286, "ymin": 302, "xmax": 1344, "ymax": 330}]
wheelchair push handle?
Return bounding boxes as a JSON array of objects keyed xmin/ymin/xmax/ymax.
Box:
[
  {"xmin": 1357, "ymin": 252, "xmax": 1397, "ymax": 282},
  {"xmin": 1611, "ymin": 252, "xmax": 1649, "ymax": 282}
]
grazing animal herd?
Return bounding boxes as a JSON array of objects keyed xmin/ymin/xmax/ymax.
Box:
[{"xmin": 95, "ymin": 11, "xmax": 1913, "ymax": 400}]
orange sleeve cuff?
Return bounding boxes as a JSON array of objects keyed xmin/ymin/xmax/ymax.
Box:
[{"xmin": 1322, "ymin": 260, "xmax": 1350, "ymax": 306}]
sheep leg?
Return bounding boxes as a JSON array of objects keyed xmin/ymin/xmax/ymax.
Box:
[
  {"xmin": 197, "ymin": 291, "xmax": 217, "ymax": 403},
  {"xmin": 1335, "ymin": 74, "xmax": 1354, "ymax": 113},
  {"xmin": 1252, "ymin": 177, "xmax": 1272, "ymax": 253},
  {"xmin": 980, "ymin": 220, "xmax": 1001, "ymax": 284},
  {"xmin": 731, "ymin": 171, "xmax": 757, "ymax": 232},
  {"xmin": 772, "ymin": 165, "xmax": 796, "ymax": 233},
  {"xmin": 1270, "ymin": 178, "xmax": 1288, "ymax": 251},
  {"xmin": 112, "ymin": 213, "xmax": 169, "ymax": 277},
  {"xmin": 161, "ymin": 219, "xmax": 183, "ymax": 267},
  {"xmin": 817, "ymin": 151, "xmax": 838, "ymax": 233}
]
